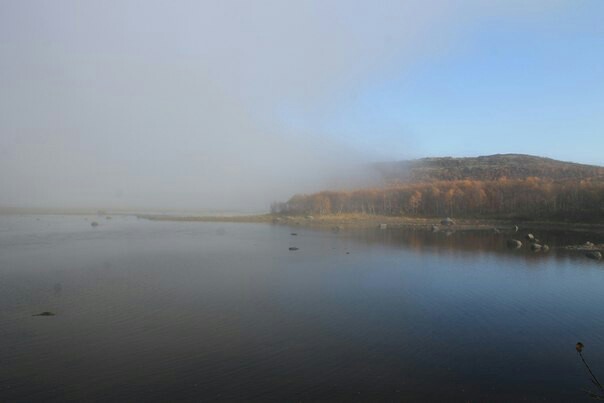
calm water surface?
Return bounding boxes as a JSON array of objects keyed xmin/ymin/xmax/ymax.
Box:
[{"xmin": 1, "ymin": 215, "xmax": 604, "ymax": 402}]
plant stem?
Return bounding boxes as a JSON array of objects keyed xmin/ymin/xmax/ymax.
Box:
[{"xmin": 580, "ymin": 351, "xmax": 604, "ymax": 391}]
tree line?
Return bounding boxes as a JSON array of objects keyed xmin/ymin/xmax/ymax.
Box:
[{"xmin": 272, "ymin": 177, "xmax": 604, "ymax": 222}]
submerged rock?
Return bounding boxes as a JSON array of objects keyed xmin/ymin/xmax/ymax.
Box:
[
  {"xmin": 507, "ymin": 239, "xmax": 522, "ymax": 249},
  {"xmin": 542, "ymin": 245, "xmax": 550, "ymax": 252},
  {"xmin": 290, "ymin": 233, "xmax": 298, "ymax": 236},
  {"xmin": 498, "ymin": 225, "xmax": 519, "ymax": 233},
  {"xmin": 288, "ymin": 247, "xmax": 299, "ymax": 251},
  {"xmin": 91, "ymin": 221, "xmax": 99, "ymax": 227},
  {"xmin": 33, "ymin": 311, "xmax": 55, "ymax": 316},
  {"xmin": 526, "ymin": 233, "xmax": 535, "ymax": 241},
  {"xmin": 585, "ymin": 251, "xmax": 602, "ymax": 260},
  {"xmin": 530, "ymin": 243, "xmax": 543, "ymax": 252}
]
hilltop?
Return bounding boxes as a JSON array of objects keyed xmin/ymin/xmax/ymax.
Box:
[{"xmin": 374, "ymin": 154, "xmax": 604, "ymax": 183}]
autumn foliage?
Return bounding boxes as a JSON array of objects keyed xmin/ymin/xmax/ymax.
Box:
[{"xmin": 272, "ymin": 177, "xmax": 604, "ymax": 222}]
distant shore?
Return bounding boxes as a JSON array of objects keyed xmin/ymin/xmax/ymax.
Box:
[{"xmin": 137, "ymin": 213, "xmax": 604, "ymax": 234}]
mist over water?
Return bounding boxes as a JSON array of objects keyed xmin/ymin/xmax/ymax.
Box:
[{"xmin": 0, "ymin": 0, "xmax": 571, "ymax": 212}]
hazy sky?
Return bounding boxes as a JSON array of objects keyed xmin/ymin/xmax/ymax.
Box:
[{"xmin": 1, "ymin": 1, "xmax": 602, "ymax": 211}]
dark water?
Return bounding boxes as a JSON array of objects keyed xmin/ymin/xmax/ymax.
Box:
[{"xmin": 1, "ymin": 215, "xmax": 604, "ymax": 402}]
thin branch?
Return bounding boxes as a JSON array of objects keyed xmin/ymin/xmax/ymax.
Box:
[{"xmin": 580, "ymin": 351, "xmax": 604, "ymax": 392}]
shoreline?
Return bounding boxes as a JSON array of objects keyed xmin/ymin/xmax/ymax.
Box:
[{"xmin": 137, "ymin": 213, "xmax": 604, "ymax": 234}]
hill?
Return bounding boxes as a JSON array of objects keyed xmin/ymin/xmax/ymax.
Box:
[
  {"xmin": 274, "ymin": 154, "xmax": 604, "ymax": 222},
  {"xmin": 374, "ymin": 154, "xmax": 604, "ymax": 183}
]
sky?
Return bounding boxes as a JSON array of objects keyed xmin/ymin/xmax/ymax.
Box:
[{"xmin": 1, "ymin": 1, "xmax": 603, "ymax": 211}]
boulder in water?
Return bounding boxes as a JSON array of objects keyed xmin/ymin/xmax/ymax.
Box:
[
  {"xmin": 585, "ymin": 251, "xmax": 602, "ymax": 260},
  {"xmin": 440, "ymin": 217, "xmax": 455, "ymax": 226},
  {"xmin": 507, "ymin": 239, "xmax": 522, "ymax": 249}
]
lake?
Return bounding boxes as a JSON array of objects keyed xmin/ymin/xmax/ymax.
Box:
[{"xmin": 1, "ymin": 214, "xmax": 603, "ymax": 401}]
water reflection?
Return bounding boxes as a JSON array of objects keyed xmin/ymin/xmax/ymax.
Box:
[
  {"xmin": 1, "ymin": 215, "xmax": 603, "ymax": 402},
  {"xmin": 341, "ymin": 226, "xmax": 604, "ymax": 265}
]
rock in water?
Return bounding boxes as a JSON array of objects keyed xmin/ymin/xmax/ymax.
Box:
[
  {"xmin": 440, "ymin": 217, "xmax": 455, "ymax": 226},
  {"xmin": 526, "ymin": 233, "xmax": 535, "ymax": 241},
  {"xmin": 585, "ymin": 251, "xmax": 602, "ymax": 260},
  {"xmin": 91, "ymin": 221, "xmax": 99, "ymax": 227},
  {"xmin": 530, "ymin": 243, "xmax": 543, "ymax": 252},
  {"xmin": 288, "ymin": 247, "xmax": 299, "ymax": 251},
  {"xmin": 507, "ymin": 239, "xmax": 522, "ymax": 249},
  {"xmin": 33, "ymin": 311, "xmax": 56, "ymax": 316}
]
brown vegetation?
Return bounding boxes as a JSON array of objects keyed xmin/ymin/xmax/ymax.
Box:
[{"xmin": 273, "ymin": 177, "xmax": 604, "ymax": 223}]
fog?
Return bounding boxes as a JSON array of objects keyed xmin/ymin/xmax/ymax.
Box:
[{"xmin": 0, "ymin": 1, "xmax": 566, "ymax": 212}]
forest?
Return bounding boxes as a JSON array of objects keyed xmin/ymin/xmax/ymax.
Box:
[
  {"xmin": 272, "ymin": 155, "xmax": 604, "ymax": 222},
  {"xmin": 272, "ymin": 177, "xmax": 604, "ymax": 222}
]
